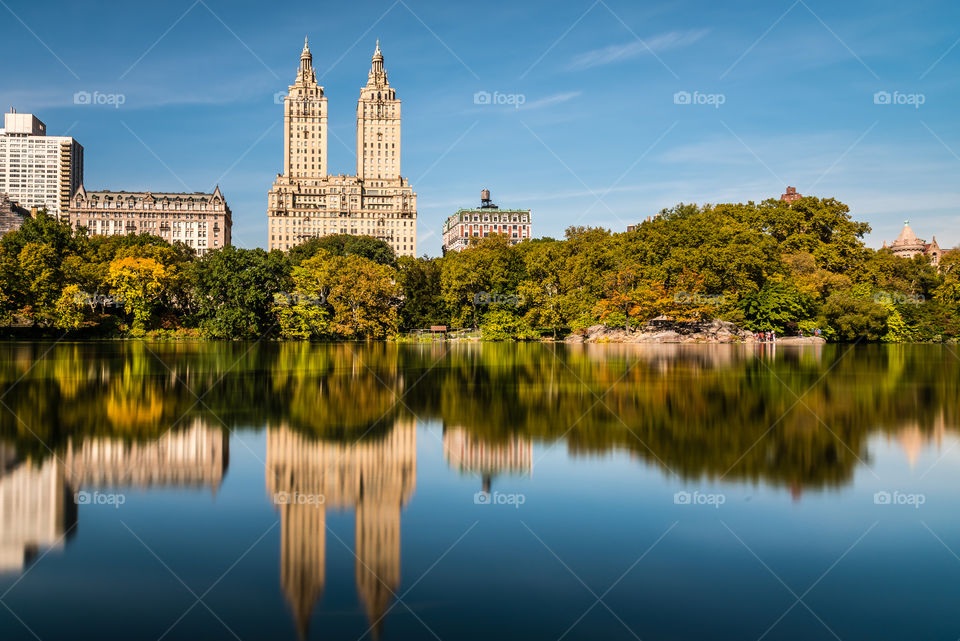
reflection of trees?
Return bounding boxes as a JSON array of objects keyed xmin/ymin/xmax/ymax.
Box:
[{"xmin": 1, "ymin": 342, "xmax": 957, "ymax": 489}]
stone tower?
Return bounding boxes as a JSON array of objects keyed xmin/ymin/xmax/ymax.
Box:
[
  {"xmin": 356, "ymin": 40, "xmax": 401, "ymax": 181},
  {"xmin": 284, "ymin": 37, "xmax": 328, "ymax": 179},
  {"xmin": 267, "ymin": 39, "xmax": 418, "ymax": 256}
]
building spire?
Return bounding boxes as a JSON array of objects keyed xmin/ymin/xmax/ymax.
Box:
[
  {"xmin": 371, "ymin": 39, "xmax": 384, "ymax": 75},
  {"xmin": 297, "ymin": 36, "xmax": 314, "ymax": 83}
]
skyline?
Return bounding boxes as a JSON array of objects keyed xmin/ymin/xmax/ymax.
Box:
[{"xmin": 2, "ymin": 0, "xmax": 959, "ymax": 255}]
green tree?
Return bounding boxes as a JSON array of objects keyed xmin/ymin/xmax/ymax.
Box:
[
  {"xmin": 821, "ymin": 290, "xmax": 889, "ymax": 341},
  {"xmin": 18, "ymin": 242, "xmax": 61, "ymax": 325},
  {"xmin": 191, "ymin": 246, "xmax": 290, "ymax": 338},
  {"xmin": 441, "ymin": 235, "xmax": 522, "ymax": 329},
  {"xmin": 396, "ymin": 255, "xmax": 445, "ymax": 330},
  {"xmin": 304, "ymin": 253, "xmax": 400, "ymax": 338},
  {"xmin": 288, "ymin": 234, "xmax": 396, "ymax": 267},
  {"xmin": 739, "ymin": 280, "xmax": 813, "ymax": 333},
  {"xmin": 517, "ymin": 240, "xmax": 567, "ymax": 338}
]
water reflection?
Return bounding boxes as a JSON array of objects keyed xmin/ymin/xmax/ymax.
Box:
[
  {"xmin": 267, "ymin": 420, "xmax": 416, "ymax": 638},
  {"xmin": 0, "ymin": 450, "xmax": 75, "ymax": 573},
  {"xmin": 443, "ymin": 425, "xmax": 532, "ymax": 493},
  {"xmin": 0, "ymin": 342, "xmax": 958, "ymax": 638},
  {"xmin": 0, "ymin": 420, "xmax": 227, "ymax": 575},
  {"xmin": 0, "ymin": 342, "xmax": 955, "ymax": 490}
]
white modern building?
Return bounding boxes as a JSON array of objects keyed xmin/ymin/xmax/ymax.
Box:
[{"xmin": 0, "ymin": 109, "xmax": 83, "ymax": 220}]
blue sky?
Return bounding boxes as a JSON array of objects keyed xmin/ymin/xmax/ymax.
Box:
[{"xmin": 2, "ymin": 0, "xmax": 958, "ymax": 255}]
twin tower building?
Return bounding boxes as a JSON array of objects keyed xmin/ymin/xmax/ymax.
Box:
[{"xmin": 267, "ymin": 39, "xmax": 418, "ymax": 256}]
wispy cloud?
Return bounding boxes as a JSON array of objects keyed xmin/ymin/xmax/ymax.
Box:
[
  {"xmin": 520, "ymin": 91, "xmax": 582, "ymax": 110},
  {"xmin": 567, "ymin": 29, "xmax": 709, "ymax": 71}
]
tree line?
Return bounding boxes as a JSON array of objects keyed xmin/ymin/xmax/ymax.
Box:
[{"xmin": 1, "ymin": 195, "xmax": 957, "ymax": 341}]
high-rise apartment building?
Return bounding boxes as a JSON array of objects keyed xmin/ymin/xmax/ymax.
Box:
[
  {"xmin": 0, "ymin": 109, "xmax": 83, "ymax": 220},
  {"xmin": 268, "ymin": 40, "xmax": 418, "ymax": 256}
]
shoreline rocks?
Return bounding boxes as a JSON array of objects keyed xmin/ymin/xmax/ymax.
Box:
[{"xmin": 564, "ymin": 320, "xmax": 827, "ymax": 344}]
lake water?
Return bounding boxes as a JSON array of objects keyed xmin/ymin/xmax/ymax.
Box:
[{"xmin": 0, "ymin": 341, "xmax": 958, "ymax": 640}]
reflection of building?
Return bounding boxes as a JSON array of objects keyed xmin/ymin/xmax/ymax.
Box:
[
  {"xmin": 0, "ymin": 421, "xmax": 228, "ymax": 575},
  {"xmin": 266, "ymin": 420, "xmax": 416, "ymax": 639},
  {"xmin": 63, "ymin": 420, "xmax": 229, "ymax": 489},
  {"xmin": 442, "ymin": 425, "xmax": 531, "ymax": 492},
  {"xmin": 442, "ymin": 189, "xmax": 532, "ymax": 253},
  {"xmin": 267, "ymin": 39, "xmax": 418, "ymax": 256},
  {"xmin": 884, "ymin": 221, "xmax": 945, "ymax": 266},
  {"xmin": 890, "ymin": 413, "xmax": 948, "ymax": 468},
  {"xmin": 0, "ymin": 452, "xmax": 75, "ymax": 573}
]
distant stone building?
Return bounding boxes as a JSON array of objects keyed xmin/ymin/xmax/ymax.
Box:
[
  {"xmin": 884, "ymin": 221, "xmax": 945, "ymax": 266},
  {"xmin": 442, "ymin": 189, "xmax": 532, "ymax": 253},
  {"xmin": 0, "ymin": 110, "xmax": 84, "ymax": 221},
  {"xmin": 69, "ymin": 185, "xmax": 231, "ymax": 255},
  {"xmin": 781, "ymin": 186, "xmax": 802, "ymax": 203},
  {"xmin": 0, "ymin": 191, "xmax": 28, "ymax": 236},
  {"xmin": 267, "ymin": 39, "xmax": 418, "ymax": 256}
]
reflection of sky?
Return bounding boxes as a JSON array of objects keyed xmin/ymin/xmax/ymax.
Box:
[{"xmin": 2, "ymin": 422, "xmax": 960, "ymax": 640}]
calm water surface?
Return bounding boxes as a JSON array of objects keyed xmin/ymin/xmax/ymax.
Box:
[{"xmin": 0, "ymin": 342, "xmax": 958, "ymax": 640}]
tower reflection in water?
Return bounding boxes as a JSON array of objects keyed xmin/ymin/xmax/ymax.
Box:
[
  {"xmin": 443, "ymin": 424, "xmax": 532, "ymax": 493},
  {"xmin": 266, "ymin": 419, "xmax": 416, "ymax": 639},
  {"xmin": 0, "ymin": 419, "xmax": 228, "ymax": 574}
]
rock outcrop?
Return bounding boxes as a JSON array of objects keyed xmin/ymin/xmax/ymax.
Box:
[{"xmin": 563, "ymin": 320, "xmax": 824, "ymax": 344}]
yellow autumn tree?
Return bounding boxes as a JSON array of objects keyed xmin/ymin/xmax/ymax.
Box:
[{"xmin": 107, "ymin": 256, "xmax": 175, "ymax": 334}]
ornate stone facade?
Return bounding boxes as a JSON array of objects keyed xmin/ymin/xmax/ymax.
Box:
[
  {"xmin": 884, "ymin": 221, "xmax": 945, "ymax": 266},
  {"xmin": 442, "ymin": 189, "xmax": 531, "ymax": 253},
  {"xmin": 69, "ymin": 185, "xmax": 232, "ymax": 255},
  {"xmin": 268, "ymin": 40, "xmax": 417, "ymax": 256}
]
